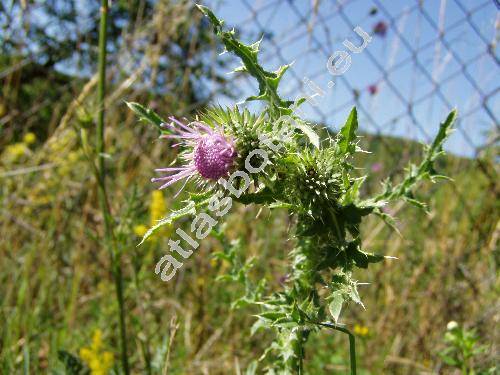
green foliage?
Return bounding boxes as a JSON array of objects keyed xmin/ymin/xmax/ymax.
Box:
[
  {"xmin": 3, "ymin": 1, "xmax": 498, "ymax": 374},
  {"xmin": 337, "ymin": 107, "xmax": 359, "ymax": 156},
  {"xmin": 138, "ymin": 196, "xmax": 212, "ymax": 245},
  {"xmin": 196, "ymin": 4, "xmax": 294, "ymax": 114},
  {"xmin": 373, "ymin": 109, "xmax": 457, "ymax": 208},
  {"xmin": 130, "ymin": 5, "xmax": 457, "ymax": 373},
  {"xmin": 439, "ymin": 322, "xmax": 494, "ymax": 375},
  {"xmin": 126, "ymin": 102, "xmax": 166, "ymax": 133},
  {"xmin": 212, "ymin": 232, "xmax": 266, "ymax": 309},
  {"xmin": 57, "ymin": 351, "xmax": 89, "ymax": 375}
]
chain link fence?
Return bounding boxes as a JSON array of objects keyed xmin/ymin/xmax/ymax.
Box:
[
  {"xmin": 198, "ymin": 0, "xmax": 499, "ymax": 225},
  {"xmin": 205, "ymin": 0, "xmax": 498, "ymax": 153}
]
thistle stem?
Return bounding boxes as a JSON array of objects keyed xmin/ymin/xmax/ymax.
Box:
[
  {"xmin": 315, "ymin": 322, "xmax": 357, "ymax": 375},
  {"xmin": 96, "ymin": 1, "xmax": 130, "ymax": 374},
  {"xmin": 298, "ymin": 330, "xmax": 304, "ymax": 375}
]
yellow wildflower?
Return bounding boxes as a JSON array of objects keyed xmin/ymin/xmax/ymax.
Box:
[
  {"xmin": 33, "ymin": 194, "xmax": 51, "ymax": 206},
  {"xmin": 79, "ymin": 329, "xmax": 114, "ymax": 375},
  {"xmin": 134, "ymin": 224, "xmax": 148, "ymax": 237},
  {"xmin": 67, "ymin": 151, "xmax": 80, "ymax": 164},
  {"xmin": 134, "ymin": 191, "xmax": 168, "ymax": 240},
  {"xmin": 353, "ymin": 324, "xmax": 369, "ymax": 337},
  {"xmin": 3, "ymin": 143, "xmax": 27, "ymax": 162},
  {"xmin": 150, "ymin": 190, "xmax": 166, "ymax": 226},
  {"xmin": 196, "ymin": 276, "xmax": 205, "ymax": 287},
  {"xmin": 23, "ymin": 132, "xmax": 36, "ymax": 145},
  {"xmin": 149, "ymin": 190, "xmax": 170, "ymax": 238}
]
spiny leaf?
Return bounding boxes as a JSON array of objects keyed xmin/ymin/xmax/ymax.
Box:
[
  {"xmin": 328, "ymin": 291, "xmax": 344, "ymax": 323},
  {"xmin": 197, "ymin": 4, "xmax": 293, "ymax": 113},
  {"xmin": 404, "ymin": 195, "xmax": 428, "ymax": 211},
  {"xmin": 341, "ymin": 204, "xmax": 374, "ymax": 225},
  {"xmin": 294, "ymin": 119, "xmax": 320, "ymax": 148},
  {"xmin": 235, "ymin": 187, "xmax": 275, "ymax": 205},
  {"xmin": 341, "ymin": 176, "xmax": 366, "ymax": 205},
  {"xmin": 373, "ymin": 207, "xmax": 401, "ymax": 235},
  {"xmin": 426, "ymin": 109, "xmax": 457, "ymax": 162},
  {"xmin": 346, "ymin": 240, "xmax": 387, "ymax": 269},
  {"xmin": 375, "ymin": 109, "xmax": 457, "ymax": 203},
  {"xmin": 337, "ymin": 107, "xmax": 358, "ymax": 156},
  {"xmin": 196, "ymin": 4, "xmax": 223, "ymax": 29},
  {"xmin": 189, "ymin": 191, "xmax": 212, "ymax": 203},
  {"xmin": 348, "ymin": 284, "xmax": 364, "ymax": 308},
  {"xmin": 138, "ymin": 201, "xmax": 197, "ymax": 245},
  {"xmin": 126, "ymin": 101, "xmax": 165, "ymax": 132},
  {"xmin": 268, "ymin": 201, "xmax": 296, "ymax": 210}
]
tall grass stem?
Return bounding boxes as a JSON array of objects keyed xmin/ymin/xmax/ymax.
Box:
[{"xmin": 96, "ymin": 1, "xmax": 130, "ymax": 374}]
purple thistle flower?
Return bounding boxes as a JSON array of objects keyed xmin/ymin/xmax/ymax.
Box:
[
  {"xmin": 382, "ymin": 206, "xmax": 394, "ymax": 216},
  {"xmin": 152, "ymin": 117, "xmax": 237, "ymax": 195},
  {"xmin": 371, "ymin": 162, "xmax": 383, "ymax": 172},
  {"xmin": 368, "ymin": 84, "xmax": 378, "ymax": 96},
  {"xmin": 373, "ymin": 21, "xmax": 388, "ymax": 37}
]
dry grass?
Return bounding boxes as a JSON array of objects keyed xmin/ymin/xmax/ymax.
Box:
[{"xmin": 0, "ymin": 1, "xmax": 498, "ymax": 373}]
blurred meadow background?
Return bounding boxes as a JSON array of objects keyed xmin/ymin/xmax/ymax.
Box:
[{"xmin": 0, "ymin": 0, "xmax": 498, "ymax": 374}]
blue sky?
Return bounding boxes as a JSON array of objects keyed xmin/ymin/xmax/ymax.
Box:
[
  {"xmin": 204, "ymin": 0, "xmax": 499, "ymax": 157},
  {"xmin": 13, "ymin": 0, "xmax": 498, "ymax": 156}
]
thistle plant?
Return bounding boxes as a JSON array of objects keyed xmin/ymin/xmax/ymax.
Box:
[{"xmin": 128, "ymin": 5, "xmax": 457, "ymax": 374}]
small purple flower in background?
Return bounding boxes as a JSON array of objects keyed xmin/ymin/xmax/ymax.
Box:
[
  {"xmin": 149, "ymin": 100, "xmax": 159, "ymax": 110},
  {"xmin": 278, "ymin": 273, "xmax": 289, "ymax": 285},
  {"xmin": 371, "ymin": 162, "xmax": 382, "ymax": 172},
  {"xmin": 368, "ymin": 84, "xmax": 378, "ymax": 96},
  {"xmin": 382, "ymin": 206, "xmax": 395, "ymax": 216},
  {"xmin": 152, "ymin": 117, "xmax": 236, "ymax": 194},
  {"xmin": 373, "ymin": 21, "xmax": 388, "ymax": 37}
]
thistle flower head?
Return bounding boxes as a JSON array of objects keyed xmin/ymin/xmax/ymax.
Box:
[
  {"xmin": 152, "ymin": 117, "xmax": 236, "ymax": 194},
  {"xmin": 193, "ymin": 132, "xmax": 236, "ymax": 179}
]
